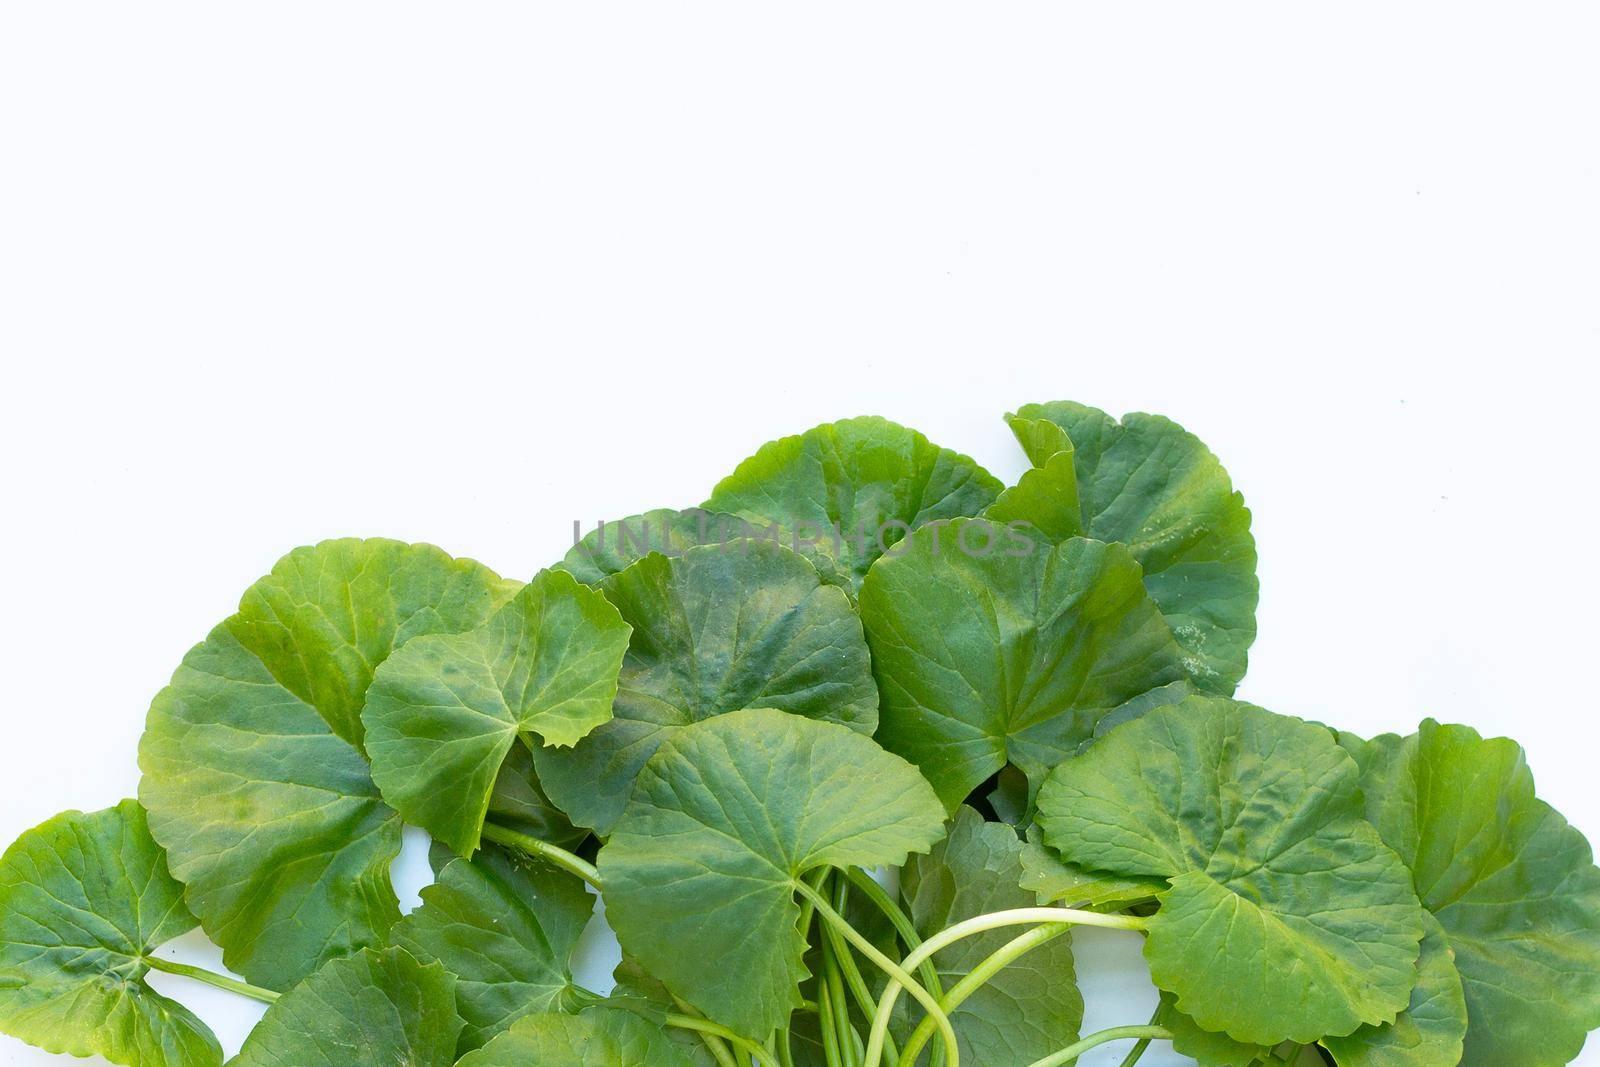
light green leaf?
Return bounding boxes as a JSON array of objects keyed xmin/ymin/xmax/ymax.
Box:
[
  {"xmin": 534, "ymin": 542, "xmax": 879, "ymax": 834},
  {"xmin": 1322, "ymin": 913, "xmax": 1466, "ymax": 1067},
  {"xmin": 559, "ymin": 507, "xmax": 749, "ymax": 586},
  {"xmin": 229, "ymin": 947, "xmax": 461, "ymax": 1067},
  {"xmin": 391, "ymin": 843, "xmax": 594, "ymax": 1053},
  {"xmin": 1038, "ymin": 696, "xmax": 1425, "ymax": 1046},
  {"xmin": 364, "ymin": 569, "xmax": 630, "ymax": 855},
  {"xmin": 858, "ymin": 523, "xmax": 1190, "ymax": 809},
  {"xmin": 1018, "ymin": 827, "xmax": 1165, "ymax": 910},
  {"xmin": 0, "ymin": 801, "xmax": 221, "ymax": 1067},
  {"xmin": 705, "ymin": 416, "xmax": 1003, "ymax": 590},
  {"xmin": 1156, "ymin": 994, "xmax": 1273, "ymax": 1067},
  {"xmin": 599, "ymin": 708, "xmax": 947, "ymax": 1039},
  {"xmin": 1343, "ymin": 720, "xmax": 1600, "ymax": 1066},
  {"xmin": 1008, "ymin": 401, "xmax": 1258, "ymax": 694},
  {"xmin": 898, "ymin": 807, "xmax": 1082, "ymax": 1062},
  {"xmin": 139, "ymin": 538, "xmax": 514, "ymax": 989},
  {"xmin": 457, "ymin": 1005, "xmax": 700, "ymax": 1067},
  {"xmin": 984, "ymin": 449, "xmax": 1085, "ymax": 543}
]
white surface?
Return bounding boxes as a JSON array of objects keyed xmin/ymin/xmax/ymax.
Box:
[{"xmin": 3, "ymin": 4, "xmax": 1597, "ymax": 1064}]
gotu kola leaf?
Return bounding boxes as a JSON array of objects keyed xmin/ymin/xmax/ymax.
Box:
[
  {"xmin": 1342, "ymin": 719, "xmax": 1600, "ymax": 1067},
  {"xmin": 391, "ymin": 842, "xmax": 595, "ymax": 1053},
  {"xmin": 1037, "ymin": 695, "xmax": 1425, "ymax": 1046},
  {"xmin": 858, "ymin": 521, "xmax": 1191, "ymax": 810},
  {"xmin": 559, "ymin": 507, "xmax": 749, "ymax": 587},
  {"xmin": 599, "ymin": 707, "xmax": 946, "ymax": 1040},
  {"xmin": 1007, "ymin": 401, "xmax": 1258, "ymax": 695},
  {"xmin": 1320, "ymin": 912, "xmax": 1467, "ymax": 1067},
  {"xmin": 138, "ymin": 538, "xmax": 517, "ymax": 990},
  {"xmin": 897, "ymin": 806, "xmax": 1083, "ymax": 1063},
  {"xmin": 704, "ymin": 415, "xmax": 1003, "ymax": 591},
  {"xmin": 363, "ymin": 567, "xmax": 631, "ymax": 856},
  {"xmin": 457, "ymin": 1005, "xmax": 701, "ymax": 1067},
  {"xmin": 533, "ymin": 541, "xmax": 879, "ymax": 835},
  {"xmin": 229, "ymin": 947, "xmax": 461, "ymax": 1067},
  {"xmin": 0, "ymin": 800, "xmax": 221, "ymax": 1067}
]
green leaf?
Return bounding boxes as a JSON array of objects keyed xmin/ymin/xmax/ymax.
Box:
[
  {"xmin": 984, "ymin": 449, "xmax": 1085, "ymax": 543},
  {"xmin": 1156, "ymin": 994, "xmax": 1273, "ymax": 1067},
  {"xmin": 1343, "ymin": 720, "xmax": 1600, "ymax": 1066},
  {"xmin": 457, "ymin": 1005, "xmax": 701, "ymax": 1067},
  {"xmin": 1007, "ymin": 401, "xmax": 1258, "ymax": 694},
  {"xmin": 138, "ymin": 538, "xmax": 514, "ymax": 989},
  {"xmin": 1018, "ymin": 827, "xmax": 1165, "ymax": 910},
  {"xmin": 1037, "ymin": 696, "xmax": 1425, "ymax": 1046},
  {"xmin": 484, "ymin": 740, "xmax": 588, "ymax": 850},
  {"xmin": 1321, "ymin": 913, "xmax": 1466, "ymax": 1067},
  {"xmin": 705, "ymin": 416, "xmax": 1003, "ymax": 590},
  {"xmin": 599, "ymin": 707, "xmax": 947, "ymax": 1039},
  {"xmin": 363, "ymin": 568, "xmax": 631, "ymax": 856},
  {"xmin": 898, "ymin": 807, "xmax": 1082, "ymax": 1062},
  {"xmin": 559, "ymin": 507, "xmax": 749, "ymax": 586},
  {"xmin": 0, "ymin": 801, "xmax": 221, "ymax": 1067},
  {"xmin": 534, "ymin": 542, "xmax": 880, "ymax": 834},
  {"xmin": 858, "ymin": 523, "xmax": 1190, "ymax": 809},
  {"xmin": 390, "ymin": 843, "xmax": 594, "ymax": 1053},
  {"xmin": 229, "ymin": 947, "xmax": 462, "ymax": 1067}
]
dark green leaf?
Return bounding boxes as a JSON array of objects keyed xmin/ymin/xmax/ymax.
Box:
[
  {"xmin": 364, "ymin": 568, "xmax": 630, "ymax": 855},
  {"xmin": 0, "ymin": 801, "xmax": 221, "ymax": 1067},
  {"xmin": 534, "ymin": 542, "xmax": 879, "ymax": 834},
  {"xmin": 1008, "ymin": 401, "xmax": 1258, "ymax": 694},
  {"xmin": 599, "ymin": 708, "xmax": 946, "ymax": 1039},
  {"xmin": 1038, "ymin": 696, "xmax": 1425, "ymax": 1046},
  {"xmin": 229, "ymin": 947, "xmax": 461, "ymax": 1067},
  {"xmin": 859, "ymin": 523, "xmax": 1190, "ymax": 809},
  {"xmin": 1343, "ymin": 720, "xmax": 1600, "ymax": 1066},
  {"xmin": 391, "ymin": 843, "xmax": 595, "ymax": 1052},
  {"xmin": 705, "ymin": 416, "xmax": 1003, "ymax": 590},
  {"xmin": 138, "ymin": 538, "xmax": 514, "ymax": 989}
]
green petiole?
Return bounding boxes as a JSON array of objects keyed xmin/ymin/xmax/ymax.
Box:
[
  {"xmin": 142, "ymin": 956, "xmax": 280, "ymax": 1005},
  {"xmin": 666, "ymin": 1013, "xmax": 782, "ymax": 1067},
  {"xmin": 480, "ymin": 822, "xmax": 602, "ymax": 891},
  {"xmin": 1026, "ymin": 1025, "xmax": 1173, "ymax": 1067}
]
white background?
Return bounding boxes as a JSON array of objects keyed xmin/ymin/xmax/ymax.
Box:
[{"xmin": 3, "ymin": 4, "xmax": 1597, "ymax": 1065}]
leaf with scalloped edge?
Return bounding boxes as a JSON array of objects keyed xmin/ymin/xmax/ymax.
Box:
[
  {"xmin": 984, "ymin": 448, "xmax": 1084, "ymax": 543},
  {"xmin": 457, "ymin": 1005, "xmax": 701, "ymax": 1067},
  {"xmin": 1342, "ymin": 720, "xmax": 1600, "ymax": 1066},
  {"xmin": 859, "ymin": 522, "xmax": 1190, "ymax": 810},
  {"xmin": 364, "ymin": 568, "xmax": 630, "ymax": 856},
  {"xmin": 229, "ymin": 947, "xmax": 461, "ymax": 1067},
  {"xmin": 1321, "ymin": 912, "xmax": 1466, "ymax": 1067},
  {"xmin": 0, "ymin": 801, "xmax": 221, "ymax": 1067},
  {"xmin": 1157, "ymin": 994, "xmax": 1273, "ymax": 1067},
  {"xmin": 534, "ymin": 541, "xmax": 879, "ymax": 835},
  {"xmin": 705, "ymin": 416, "xmax": 1003, "ymax": 590},
  {"xmin": 139, "ymin": 538, "xmax": 515, "ymax": 989},
  {"xmin": 1007, "ymin": 401, "xmax": 1258, "ymax": 694},
  {"xmin": 600, "ymin": 708, "xmax": 947, "ymax": 1040},
  {"xmin": 1038, "ymin": 696, "xmax": 1424, "ymax": 1046},
  {"xmin": 1018, "ymin": 828, "xmax": 1165, "ymax": 910},
  {"xmin": 391, "ymin": 843, "xmax": 594, "ymax": 1053},
  {"xmin": 560, "ymin": 507, "xmax": 749, "ymax": 585}
]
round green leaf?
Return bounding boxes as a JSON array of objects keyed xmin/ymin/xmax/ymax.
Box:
[
  {"xmin": 599, "ymin": 707, "xmax": 947, "ymax": 1040},
  {"xmin": 1038, "ymin": 696, "xmax": 1425, "ymax": 1046},
  {"xmin": 0, "ymin": 801, "xmax": 221, "ymax": 1067},
  {"xmin": 898, "ymin": 807, "xmax": 1082, "ymax": 1063},
  {"xmin": 1343, "ymin": 720, "xmax": 1600, "ymax": 1066},
  {"xmin": 534, "ymin": 541, "xmax": 879, "ymax": 834},
  {"xmin": 559, "ymin": 507, "xmax": 750, "ymax": 585},
  {"xmin": 230, "ymin": 947, "xmax": 462, "ymax": 1067},
  {"xmin": 138, "ymin": 538, "xmax": 515, "ymax": 989},
  {"xmin": 363, "ymin": 568, "xmax": 630, "ymax": 856},
  {"xmin": 705, "ymin": 416, "xmax": 1003, "ymax": 590},
  {"xmin": 858, "ymin": 522, "xmax": 1191, "ymax": 810},
  {"xmin": 1008, "ymin": 401, "xmax": 1258, "ymax": 694},
  {"xmin": 1322, "ymin": 912, "xmax": 1467, "ymax": 1067},
  {"xmin": 457, "ymin": 1005, "xmax": 700, "ymax": 1067},
  {"xmin": 391, "ymin": 843, "xmax": 595, "ymax": 1053}
]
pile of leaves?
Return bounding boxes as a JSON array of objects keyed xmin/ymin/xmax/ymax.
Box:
[{"xmin": 3, "ymin": 402, "xmax": 1598, "ymax": 1067}]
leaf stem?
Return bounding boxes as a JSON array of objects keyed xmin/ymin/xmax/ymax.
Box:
[
  {"xmin": 862, "ymin": 908, "xmax": 1147, "ymax": 1067},
  {"xmin": 1025, "ymin": 1026, "xmax": 1172, "ymax": 1067},
  {"xmin": 142, "ymin": 956, "xmax": 279, "ymax": 1004},
  {"xmin": 842, "ymin": 867, "xmax": 946, "ymax": 1006},
  {"xmin": 897, "ymin": 923, "xmax": 1071, "ymax": 1065},
  {"xmin": 673, "ymin": 995, "xmax": 739, "ymax": 1067},
  {"xmin": 481, "ymin": 821, "xmax": 603, "ymax": 891},
  {"xmin": 794, "ymin": 880, "xmax": 961, "ymax": 1067},
  {"xmin": 666, "ymin": 1013, "xmax": 782, "ymax": 1067}
]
